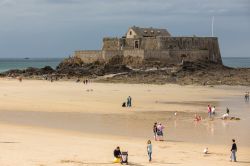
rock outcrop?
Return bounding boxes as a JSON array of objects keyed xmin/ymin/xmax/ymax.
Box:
[{"xmin": 0, "ymin": 56, "xmax": 249, "ymax": 86}]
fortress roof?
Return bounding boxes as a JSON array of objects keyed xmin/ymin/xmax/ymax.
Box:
[{"xmin": 129, "ymin": 26, "xmax": 171, "ymax": 37}]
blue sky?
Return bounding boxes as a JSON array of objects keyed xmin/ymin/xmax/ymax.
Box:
[{"xmin": 0, "ymin": 0, "xmax": 249, "ymax": 58}]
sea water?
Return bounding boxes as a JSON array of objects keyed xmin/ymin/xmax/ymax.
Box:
[
  {"xmin": 0, "ymin": 57, "xmax": 249, "ymax": 73},
  {"xmin": 0, "ymin": 58, "xmax": 63, "ymax": 73}
]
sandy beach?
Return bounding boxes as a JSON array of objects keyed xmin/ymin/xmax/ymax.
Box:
[{"xmin": 0, "ymin": 78, "xmax": 249, "ymax": 165}]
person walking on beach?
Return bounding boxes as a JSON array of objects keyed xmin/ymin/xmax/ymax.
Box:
[
  {"xmin": 245, "ymin": 92, "xmax": 249, "ymax": 102},
  {"xmin": 147, "ymin": 140, "xmax": 152, "ymax": 162},
  {"xmin": 230, "ymin": 139, "xmax": 237, "ymax": 162},
  {"xmin": 207, "ymin": 105, "xmax": 212, "ymax": 118},
  {"xmin": 153, "ymin": 122, "xmax": 158, "ymax": 141},
  {"xmin": 127, "ymin": 96, "xmax": 132, "ymax": 107},
  {"xmin": 157, "ymin": 123, "xmax": 164, "ymax": 141}
]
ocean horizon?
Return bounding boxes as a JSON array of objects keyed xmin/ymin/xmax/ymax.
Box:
[{"xmin": 0, "ymin": 57, "xmax": 249, "ymax": 73}]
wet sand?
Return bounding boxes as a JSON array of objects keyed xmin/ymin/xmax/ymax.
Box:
[{"xmin": 0, "ymin": 78, "xmax": 249, "ymax": 165}]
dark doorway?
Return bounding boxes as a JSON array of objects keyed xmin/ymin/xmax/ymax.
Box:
[{"xmin": 134, "ymin": 40, "xmax": 139, "ymax": 49}]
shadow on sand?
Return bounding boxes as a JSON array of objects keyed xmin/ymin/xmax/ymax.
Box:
[
  {"xmin": 0, "ymin": 141, "xmax": 19, "ymax": 144},
  {"xmin": 236, "ymin": 161, "xmax": 250, "ymax": 164}
]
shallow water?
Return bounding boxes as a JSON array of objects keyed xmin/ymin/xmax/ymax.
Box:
[{"xmin": 0, "ymin": 96, "xmax": 249, "ymax": 146}]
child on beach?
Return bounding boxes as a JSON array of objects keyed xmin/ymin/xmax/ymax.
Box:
[{"xmin": 147, "ymin": 140, "xmax": 152, "ymax": 162}]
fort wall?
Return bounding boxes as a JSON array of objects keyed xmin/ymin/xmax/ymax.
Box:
[
  {"xmin": 102, "ymin": 50, "xmax": 123, "ymax": 61},
  {"xmin": 74, "ymin": 35, "xmax": 222, "ymax": 66},
  {"xmin": 102, "ymin": 38, "xmax": 121, "ymax": 51},
  {"xmin": 74, "ymin": 50, "xmax": 104, "ymax": 63}
]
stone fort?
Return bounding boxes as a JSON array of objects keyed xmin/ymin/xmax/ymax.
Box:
[{"xmin": 74, "ymin": 26, "xmax": 222, "ymax": 66}]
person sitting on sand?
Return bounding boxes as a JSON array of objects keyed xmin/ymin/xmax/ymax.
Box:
[{"xmin": 113, "ymin": 146, "xmax": 122, "ymax": 163}]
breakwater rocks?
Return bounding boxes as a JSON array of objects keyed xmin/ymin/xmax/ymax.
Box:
[{"xmin": 0, "ymin": 57, "xmax": 249, "ymax": 86}]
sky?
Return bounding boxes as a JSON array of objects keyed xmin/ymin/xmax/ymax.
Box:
[{"xmin": 0, "ymin": 0, "xmax": 249, "ymax": 58}]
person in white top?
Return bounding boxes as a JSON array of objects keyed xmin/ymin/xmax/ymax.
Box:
[{"xmin": 211, "ymin": 106, "xmax": 216, "ymax": 115}]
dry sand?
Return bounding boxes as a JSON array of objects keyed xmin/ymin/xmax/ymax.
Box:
[{"xmin": 0, "ymin": 78, "xmax": 249, "ymax": 165}]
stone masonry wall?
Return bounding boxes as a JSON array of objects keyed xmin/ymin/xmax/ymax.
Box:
[
  {"xmin": 157, "ymin": 37, "xmax": 222, "ymax": 63},
  {"xmin": 102, "ymin": 50, "xmax": 123, "ymax": 62},
  {"xmin": 102, "ymin": 38, "xmax": 121, "ymax": 50},
  {"xmin": 74, "ymin": 50, "xmax": 104, "ymax": 63},
  {"xmin": 74, "ymin": 35, "xmax": 222, "ymax": 65},
  {"xmin": 169, "ymin": 50, "xmax": 209, "ymax": 64}
]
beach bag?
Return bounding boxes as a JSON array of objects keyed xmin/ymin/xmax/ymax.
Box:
[{"xmin": 113, "ymin": 157, "xmax": 121, "ymax": 163}]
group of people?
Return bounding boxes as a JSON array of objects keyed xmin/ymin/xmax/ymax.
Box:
[
  {"xmin": 113, "ymin": 140, "xmax": 153, "ymax": 164},
  {"xmin": 83, "ymin": 79, "xmax": 90, "ymax": 84},
  {"xmin": 114, "ymin": 95, "xmax": 243, "ymax": 164},
  {"xmin": 244, "ymin": 91, "xmax": 249, "ymax": 102},
  {"xmin": 75, "ymin": 78, "xmax": 90, "ymax": 84},
  {"xmin": 207, "ymin": 104, "xmax": 232, "ymax": 120},
  {"xmin": 207, "ymin": 105, "xmax": 216, "ymax": 118},
  {"xmin": 122, "ymin": 96, "xmax": 132, "ymax": 107},
  {"xmin": 114, "ymin": 138, "xmax": 238, "ymax": 163},
  {"xmin": 153, "ymin": 122, "xmax": 165, "ymax": 141}
]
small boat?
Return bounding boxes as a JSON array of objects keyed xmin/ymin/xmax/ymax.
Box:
[{"xmin": 24, "ymin": 57, "xmax": 30, "ymax": 60}]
